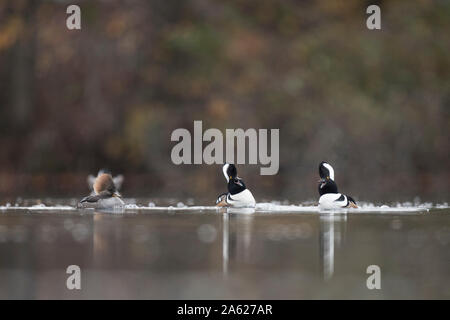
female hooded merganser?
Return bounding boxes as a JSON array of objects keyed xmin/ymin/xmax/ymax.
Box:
[
  {"xmin": 318, "ymin": 161, "xmax": 357, "ymax": 210},
  {"xmin": 78, "ymin": 173, "xmax": 124, "ymax": 209},
  {"xmin": 216, "ymin": 163, "xmax": 256, "ymax": 208},
  {"xmin": 87, "ymin": 169, "xmax": 123, "ymax": 195}
]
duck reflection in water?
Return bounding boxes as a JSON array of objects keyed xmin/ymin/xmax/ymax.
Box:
[
  {"xmin": 221, "ymin": 211, "xmax": 255, "ymax": 276},
  {"xmin": 319, "ymin": 213, "xmax": 347, "ymax": 281}
]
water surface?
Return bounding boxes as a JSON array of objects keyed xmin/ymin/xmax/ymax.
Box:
[{"xmin": 0, "ymin": 199, "xmax": 448, "ymax": 299}]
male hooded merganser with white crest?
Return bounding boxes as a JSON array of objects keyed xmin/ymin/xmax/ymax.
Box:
[
  {"xmin": 318, "ymin": 161, "xmax": 357, "ymax": 210},
  {"xmin": 78, "ymin": 172, "xmax": 124, "ymax": 209},
  {"xmin": 216, "ymin": 163, "xmax": 256, "ymax": 208},
  {"xmin": 87, "ymin": 169, "xmax": 123, "ymax": 195}
]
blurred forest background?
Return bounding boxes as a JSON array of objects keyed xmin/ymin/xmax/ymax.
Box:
[{"xmin": 0, "ymin": 0, "xmax": 448, "ymax": 203}]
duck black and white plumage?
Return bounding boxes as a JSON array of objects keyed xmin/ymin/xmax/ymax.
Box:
[
  {"xmin": 78, "ymin": 172, "xmax": 124, "ymax": 209},
  {"xmin": 216, "ymin": 163, "xmax": 256, "ymax": 208},
  {"xmin": 318, "ymin": 161, "xmax": 357, "ymax": 210}
]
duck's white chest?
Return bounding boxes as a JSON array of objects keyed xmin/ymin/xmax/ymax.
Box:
[
  {"xmin": 227, "ymin": 189, "xmax": 256, "ymax": 208},
  {"xmin": 319, "ymin": 193, "xmax": 347, "ymax": 210}
]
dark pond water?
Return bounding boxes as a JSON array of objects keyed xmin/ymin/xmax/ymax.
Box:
[{"xmin": 0, "ymin": 200, "xmax": 449, "ymax": 299}]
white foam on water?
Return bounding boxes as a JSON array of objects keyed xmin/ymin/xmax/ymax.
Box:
[
  {"xmin": 256, "ymin": 203, "xmax": 317, "ymax": 213},
  {"xmin": 0, "ymin": 204, "xmax": 76, "ymax": 211},
  {"xmin": 123, "ymin": 201, "xmax": 433, "ymax": 214},
  {"xmin": 255, "ymin": 202, "xmax": 432, "ymax": 214},
  {"xmin": 125, "ymin": 204, "xmax": 220, "ymax": 211},
  {"xmin": 0, "ymin": 201, "xmax": 446, "ymax": 213},
  {"xmin": 435, "ymin": 202, "xmax": 449, "ymax": 209}
]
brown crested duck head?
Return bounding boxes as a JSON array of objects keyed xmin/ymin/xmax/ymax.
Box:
[{"xmin": 93, "ymin": 173, "xmax": 116, "ymax": 195}]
